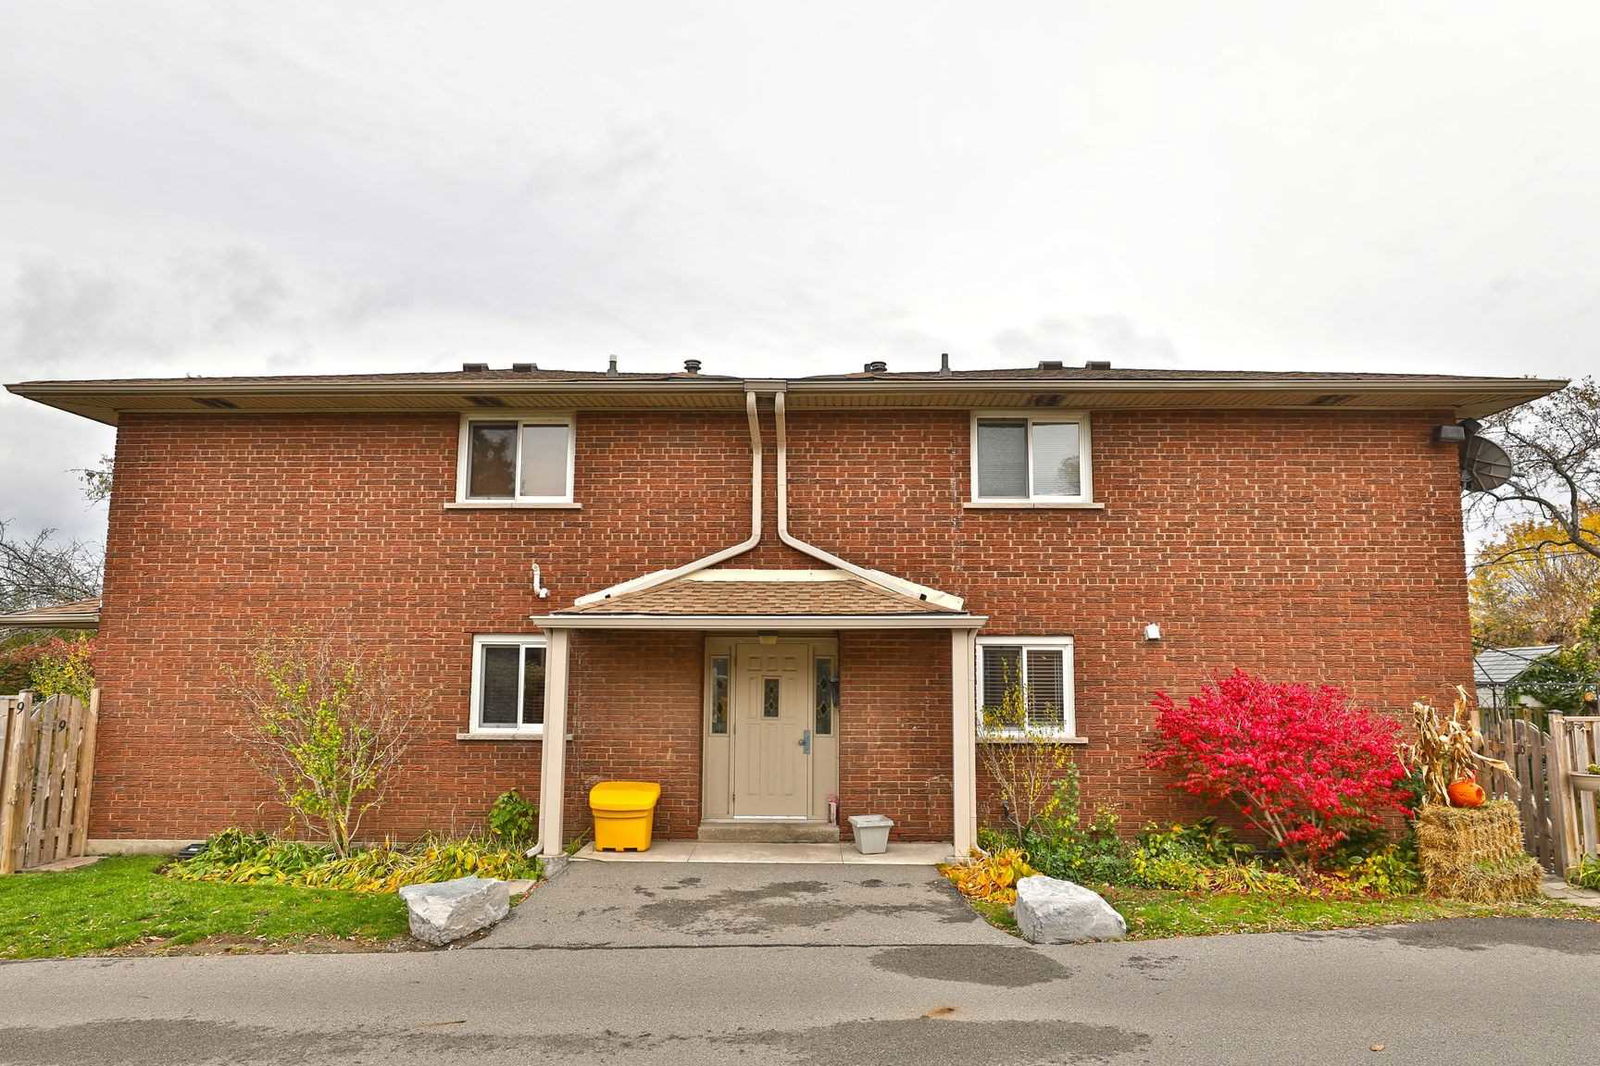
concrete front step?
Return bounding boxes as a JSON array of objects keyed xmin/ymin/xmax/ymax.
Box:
[{"xmin": 696, "ymin": 820, "xmax": 841, "ymax": 844}]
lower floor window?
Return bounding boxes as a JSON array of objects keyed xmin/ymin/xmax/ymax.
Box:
[
  {"xmin": 471, "ymin": 635, "xmax": 546, "ymax": 732},
  {"xmin": 977, "ymin": 636, "xmax": 1075, "ymax": 737}
]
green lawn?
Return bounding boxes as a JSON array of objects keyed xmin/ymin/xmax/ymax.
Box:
[
  {"xmin": 968, "ymin": 886, "xmax": 1599, "ymax": 940},
  {"xmin": 0, "ymin": 856, "xmax": 411, "ymax": 959}
]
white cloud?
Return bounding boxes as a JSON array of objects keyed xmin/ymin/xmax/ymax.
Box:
[{"xmin": 2, "ymin": 1, "xmax": 1597, "ymax": 540}]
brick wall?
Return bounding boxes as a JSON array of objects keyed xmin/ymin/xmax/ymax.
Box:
[
  {"xmin": 837, "ymin": 630, "xmax": 953, "ymax": 841},
  {"xmin": 92, "ymin": 404, "xmax": 1470, "ymax": 842}
]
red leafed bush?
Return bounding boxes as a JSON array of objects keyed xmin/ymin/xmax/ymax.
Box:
[{"xmin": 1146, "ymin": 669, "xmax": 1409, "ymax": 873}]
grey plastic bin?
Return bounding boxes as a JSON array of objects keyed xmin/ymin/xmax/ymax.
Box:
[{"xmin": 847, "ymin": 814, "xmax": 894, "ymax": 855}]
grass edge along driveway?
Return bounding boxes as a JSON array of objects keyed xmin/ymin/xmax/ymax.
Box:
[{"xmin": 0, "ymin": 855, "xmax": 411, "ymax": 960}]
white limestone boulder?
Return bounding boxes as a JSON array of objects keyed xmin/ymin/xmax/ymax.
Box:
[
  {"xmin": 398, "ymin": 876, "xmax": 511, "ymax": 945},
  {"xmin": 1014, "ymin": 875, "xmax": 1127, "ymax": 944}
]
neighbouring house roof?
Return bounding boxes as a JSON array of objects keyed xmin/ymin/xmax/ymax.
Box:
[
  {"xmin": 7, "ymin": 363, "xmax": 1567, "ymax": 425},
  {"xmin": 1473, "ymin": 644, "xmax": 1562, "ymax": 687},
  {"xmin": 0, "ymin": 597, "xmax": 101, "ymax": 630},
  {"xmin": 561, "ymin": 569, "xmax": 959, "ymax": 617}
]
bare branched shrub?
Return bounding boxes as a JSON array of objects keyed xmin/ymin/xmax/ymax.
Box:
[
  {"xmin": 229, "ymin": 637, "xmax": 409, "ymax": 857},
  {"xmin": 978, "ymin": 668, "xmax": 1076, "ymax": 839}
]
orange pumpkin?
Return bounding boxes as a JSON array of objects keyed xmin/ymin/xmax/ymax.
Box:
[{"xmin": 1447, "ymin": 779, "xmax": 1486, "ymax": 808}]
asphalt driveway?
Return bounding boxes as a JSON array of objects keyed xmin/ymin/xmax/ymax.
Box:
[
  {"xmin": 474, "ymin": 861, "xmax": 1014, "ymax": 948},
  {"xmin": 5, "ymin": 918, "xmax": 1600, "ymax": 1064}
]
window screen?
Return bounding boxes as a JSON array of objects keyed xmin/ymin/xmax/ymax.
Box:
[
  {"xmin": 467, "ymin": 423, "xmax": 517, "ymax": 498},
  {"xmin": 1024, "ymin": 647, "xmax": 1065, "ymax": 731},
  {"xmin": 975, "ymin": 420, "xmax": 1028, "ymax": 498},
  {"xmin": 980, "ymin": 645, "xmax": 1022, "ymax": 722},
  {"xmin": 479, "ymin": 645, "xmax": 521, "ymax": 725},
  {"xmin": 520, "ymin": 646, "xmax": 546, "ymax": 726}
]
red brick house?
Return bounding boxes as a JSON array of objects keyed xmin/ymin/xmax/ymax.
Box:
[{"xmin": 6, "ymin": 362, "xmax": 1564, "ymax": 856}]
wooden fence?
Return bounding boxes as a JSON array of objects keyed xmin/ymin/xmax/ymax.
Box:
[
  {"xmin": 0, "ymin": 691, "xmax": 99, "ymax": 874},
  {"xmin": 1482, "ymin": 716, "xmax": 1560, "ymax": 870},
  {"xmin": 1548, "ymin": 714, "xmax": 1600, "ymax": 873}
]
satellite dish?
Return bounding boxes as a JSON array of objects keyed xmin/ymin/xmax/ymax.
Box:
[{"xmin": 1461, "ymin": 435, "xmax": 1514, "ymax": 491}]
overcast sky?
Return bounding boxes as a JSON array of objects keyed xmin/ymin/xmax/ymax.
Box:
[{"xmin": 3, "ymin": 2, "xmax": 1597, "ymax": 544}]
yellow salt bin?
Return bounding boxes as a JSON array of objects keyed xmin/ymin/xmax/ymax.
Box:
[{"xmin": 589, "ymin": 781, "xmax": 662, "ymax": 852}]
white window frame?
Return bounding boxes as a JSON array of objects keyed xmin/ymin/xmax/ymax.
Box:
[
  {"xmin": 466, "ymin": 633, "xmax": 548, "ymax": 737},
  {"xmin": 975, "ymin": 635, "xmax": 1079, "ymax": 740},
  {"xmin": 455, "ymin": 412, "xmax": 576, "ymax": 505},
  {"xmin": 968, "ymin": 410, "xmax": 1093, "ymax": 505}
]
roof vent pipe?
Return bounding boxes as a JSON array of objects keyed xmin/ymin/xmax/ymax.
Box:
[
  {"xmin": 607, "ymin": 355, "xmax": 618, "ymax": 377},
  {"xmin": 683, "ymin": 359, "xmax": 702, "ymax": 375},
  {"xmin": 864, "ymin": 360, "xmax": 887, "ymax": 373},
  {"xmin": 939, "ymin": 353, "xmax": 951, "ymax": 375}
]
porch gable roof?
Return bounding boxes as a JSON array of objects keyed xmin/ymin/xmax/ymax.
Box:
[{"xmin": 558, "ymin": 568, "xmax": 958, "ymax": 617}]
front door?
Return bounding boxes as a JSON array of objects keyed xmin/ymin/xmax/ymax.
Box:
[{"xmin": 731, "ymin": 641, "xmax": 811, "ymax": 818}]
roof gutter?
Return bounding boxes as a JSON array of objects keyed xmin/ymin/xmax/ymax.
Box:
[
  {"xmin": 570, "ymin": 389, "xmax": 764, "ymax": 607},
  {"xmin": 773, "ymin": 391, "xmax": 964, "ymax": 611}
]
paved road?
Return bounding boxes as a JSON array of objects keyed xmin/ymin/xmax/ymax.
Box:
[{"xmin": 3, "ymin": 917, "xmax": 1599, "ymax": 1064}]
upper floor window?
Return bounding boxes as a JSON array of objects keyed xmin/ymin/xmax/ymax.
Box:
[
  {"xmin": 970, "ymin": 412, "xmax": 1092, "ymax": 504},
  {"xmin": 456, "ymin": 413, "xmax": 574, "ymax": 504}
]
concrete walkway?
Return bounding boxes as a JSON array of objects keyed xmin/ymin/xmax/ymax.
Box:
[
  {"xmin": 1542, "ymin": 874, "xmax": 1600, "ymax": 908},
  {"xmin": 475, "ymin": 861, "xmax": 1014, "ymax": 948},
  {"xmin": 573, "ymin": 840, "xmax": 955, "ymax": 864}
]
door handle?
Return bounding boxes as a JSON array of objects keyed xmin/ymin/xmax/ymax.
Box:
[{"xmin": 799, "ymin": 729, "xmax": 812, "ymax": 754}]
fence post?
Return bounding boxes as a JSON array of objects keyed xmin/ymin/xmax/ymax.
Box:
[
  {"xmin": 0, "ymin": 694, "xmax": 32, "ymax": 875},
  {"xmin": 1547, "ymin": 713, "xmax": 1578, "ymax": 874},
  {"xmin": 70, "ymin": 689, "xmax": 99, "ymax": 858}
]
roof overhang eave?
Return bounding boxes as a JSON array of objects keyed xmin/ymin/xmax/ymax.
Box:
[
  {"xmin": 0, "ymin": 613, "xmax": 100, "ymax": 629},
  {"xmin": 530, "ymin": 612, "xmax": 987, "ymax": 630}
]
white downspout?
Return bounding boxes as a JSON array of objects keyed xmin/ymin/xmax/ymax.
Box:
[
  {"xmin": 773, "ymin": 392, "xmax": 964, "ymax": 610},
  {"xmin": 573, "ymin": 391, "xmax": 764, "ymax": 606}
]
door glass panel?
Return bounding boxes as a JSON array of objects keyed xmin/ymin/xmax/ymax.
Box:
[
  {"xmin": 479, "ymin": 645, "xmax": 520, "ymax": 725},
  {"xmin": 467, "ymin": 423, "xmax": 517, "ymax": 498},
  {"xmin": 762, "ymin": 677, "xmax": 780, "ymax": 718},
  {"xmin": 976, "ymin": 419, "xmax": 1028, "ymax": 498},
  {"xmin": 710, "ymin": 656, "xmax": 729, "ymax": 734},
  {"xmin": 1031, "ymin": 422, "xmax": 1081, "ymax": 497},
  {"xmin": 815, "ymin": 657, "xmax": 837, "ymax": 736},
  {"xmin": 518, "ymin": 423, "xmax": 569, "ymax": 498}
]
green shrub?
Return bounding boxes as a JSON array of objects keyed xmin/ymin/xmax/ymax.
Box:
[
  {"xmin": 167, "ymin": 829, "xmax": 540, "ymax": 893},
  {"xmin": 488, "ymin": 789, "xmax": 538, "ymax": 849},
  {"xmin": 1569, "ymin": 856, "xmax": 1600, "ymax": 891}
]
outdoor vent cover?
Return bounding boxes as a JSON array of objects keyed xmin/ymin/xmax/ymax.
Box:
[
  {"xmin": 466, "ymin": 395, "xmax": 507, "ymax": 407},
  {"xmin": 192, "ymin": 397, "xmax": 238, "ymax": 409},
  {"xmin": 1309, "ymin": 394, "xmax": 1355, "ymax": 406},
  {"xmin": 461, "ymin": 362, "xmax": 489, "ymax": 372},
  {"xmin": 1028, "ymin": 393, "xmax": 1063, "ymax": 407}
]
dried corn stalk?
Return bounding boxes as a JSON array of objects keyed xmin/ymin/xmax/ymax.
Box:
[{"xmin": 1399, "ymin": 686, "xmax": 1513, "ymax": 806}]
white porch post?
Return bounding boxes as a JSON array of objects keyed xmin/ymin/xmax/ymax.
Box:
[
  {"xmin": 950, "ymin": 628, "xmax": 978, "ymax": 854},
  {"xmin": 539, "ymin": 628, "xmax": 571, "ymax": 858}
]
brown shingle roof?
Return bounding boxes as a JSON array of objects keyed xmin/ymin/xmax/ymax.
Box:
[
  {"xmin": 0, "ymin": 597, "xmax": 101, "ymax": 629},
  {"xmin": 564, "ymin": 572, "xmax": 956, "ymax": 616}
]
